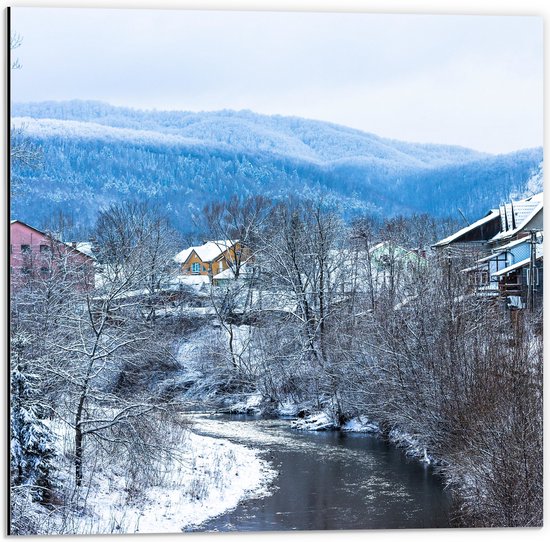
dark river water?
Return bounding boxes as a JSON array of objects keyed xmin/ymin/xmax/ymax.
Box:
[{"xmin": 190, "ymin": 413, "xmax": 451, "ymax": 532}]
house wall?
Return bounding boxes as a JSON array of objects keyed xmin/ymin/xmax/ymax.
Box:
[
  {"xmin": 213, "ymin": 243, "xmax": 249, "ymax": 273},
  {"xmin": 533, "ymin": 260, "xmax": 544, "ymax": 307},
  {"xmin": 181, "ymin": 242, "xmax": 248, "ymax": 278},
  {"xmin": 522, "ymin": 259, "xmax": 544, "ymax": 306},
  {"xmin": 10, "ymin": 222, "xmax": 51, "ymax": 271},
  {"xmin": 487, "ymin": 255, "xmax": 507, "ymax": 289},
  {"xmin": 460, "ymin": 216, "xmax": 501, "ymax": 244},
  {"xmin": 437, "ymin": 242, "xmax": 492, "ymax": 259},
  {"xmin": 509, "ymin": 242, "xmax": 530, "ymax": 264},
  {"xmin": 181, "ymin": 251, "xmax": 211, "ymax": 276},
  {"xmin": 212, "ymin": 254, "xmax": 227, "ymax": 275},
  {"xmin": 10, "ymin": 222, "xmax": 94, "ymax": 289}
]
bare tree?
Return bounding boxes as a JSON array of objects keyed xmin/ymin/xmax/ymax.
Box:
[
  {"xmin": 93, "ymin": 201, "xmax": 182, "ymax": 322},
  {"xmin": 11, "ymin": 204, "xmax": 182, "ymax": 496},
  {"xmin": 10, "ymin": 31, "xmax": 42, "ymax": 197},
  {"xmin": 253, "ymin": 199, "xmax": 350, "ymax": 412},
  {"xmin": 203, "ymin": 196, "xmax": 271, "ymax": 379},
  {"xmin": 10, "ymin": 32, "xmax": 23, "ymax": 70}
]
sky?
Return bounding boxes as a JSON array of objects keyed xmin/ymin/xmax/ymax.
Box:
[{"xmin": 10, "ymin": 7, "xmax": 543, "ymax": 154}]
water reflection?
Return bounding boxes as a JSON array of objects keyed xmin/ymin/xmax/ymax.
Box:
[{"xmin": 192, "ymin": 414, "xmax": 451, "ymax": 531}]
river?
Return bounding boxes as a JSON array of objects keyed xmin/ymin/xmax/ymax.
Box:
[{"xmin": 189, "ymin": 413, "xmax": 451, "ymax": 532}]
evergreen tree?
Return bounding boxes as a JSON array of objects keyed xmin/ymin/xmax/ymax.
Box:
[{"xmin": 10, "ymin": 332, "xmax": 56, "ymax": 503}]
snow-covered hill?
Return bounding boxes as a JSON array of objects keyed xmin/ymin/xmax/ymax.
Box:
[
  {"xmin": 11, "ymin": 100, "xmax": 543, "ymax": 233},
  {"xmin": 12, "ymin": 100, "xmax": 489, "ymax": 167}
]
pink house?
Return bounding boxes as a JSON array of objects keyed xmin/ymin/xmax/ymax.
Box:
[{"xmin": 10, "ymin": 220, "xmax": 95, "ymax": 290}]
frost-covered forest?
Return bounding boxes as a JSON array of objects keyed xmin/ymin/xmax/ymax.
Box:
[
  {"xmin": 10, "ymin": 196, "xmax": 543, "ymax": 533},
  {"xmin": 11, "ymin": 101, "xmax": 542, "ymax": 235}
]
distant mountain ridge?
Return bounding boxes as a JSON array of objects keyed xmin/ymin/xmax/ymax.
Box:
[
  {"xmin": 13, "ymin": 101, "xmax": 492, "ymax": 167},
  {"xmin": 11, "ymin": 100, "xmax": 543, "ymax": 234}
]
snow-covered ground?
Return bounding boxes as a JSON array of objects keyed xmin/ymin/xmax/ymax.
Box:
[
  {"xmin": 174, "ymin": 273, "xmax": 211, "ymax": 292},
  {"xmin": 341, "ymin": 416, "xmax": 380, "ymax": 434},
  {"xmin": 291, "ymin": 411, "xmax": 336, "ymax": 431},
  {"xmin": 220, "ymin": 392, "xmax": 264, "ymax": 414},
  {"xmin": 25, "ymin": 418, "xmax": 276, "ymax": 535},
  {"xmin": 290, "ymin": 412, "xmax": 381, "ymax": 434},
  {"xmin": 81, "ymin": 431, "xmax": 276, "ymax": 534}
]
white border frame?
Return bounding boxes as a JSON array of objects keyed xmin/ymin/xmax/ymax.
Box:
[{"xmin": 1, "ymin": 2, "xmax": 546, "ymax": 541}]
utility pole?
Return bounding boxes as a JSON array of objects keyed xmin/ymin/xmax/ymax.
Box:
[{"xmin": 527, "ymin": 230, "xmax": 538, "ymax": 312}]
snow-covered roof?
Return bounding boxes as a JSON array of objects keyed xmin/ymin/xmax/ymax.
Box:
[
  {"xmin": 65, "ymin": 241, "xmax": 96, "ymax": 259},
  {"xmin": 11, "ymin": 219, "xmax": 53, "ymax": 238},
  {"xmin": 490, "ymin": 196, "xmax": 543, "ymax": 242},
  {"xmin": 175, "ymin": 240, "xmax": 238, "ymax": 265},
  {"xmin": 11, "ymin": 220, "xmax": 95, "ymax": 260},
  {"xmin": 476, "ymin": 251, "xmax": 505, "ymax": 264},
  {"xmin": 212, "ymin": 264, "xmax": 254, "ymax": 281},
  {"xmin": 212, "ymin": 267, "xmax": 236, "ymax": 280},
  {"xmin": 463, "ymin": 232, "xmax": 543, "ymax": 273},
  {"xmin": 369, "ymin": 241, "xmax": 415, "ymax": 256},
  {"xmin": 502, "ymin": 192, "xmax": 543, "ymax": 230},
  {"xmin": 492, "ymin": 258, "xmax": 529, "ymax": 277},
  {"xmin": 432, "ymin": 209, "xmax": 499, "ymax": 247},
  {"xmin": 433, "ymin": 192, "xmax": 544, "ymax": 248},
  {"xmin": 369, "ymin": 241, "xmax": 387, "ymax": 253}
]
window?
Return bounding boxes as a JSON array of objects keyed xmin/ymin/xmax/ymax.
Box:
[
  {"xmin": 40, "ymin": 244, "xmax": 51, "ymax": 253},
  {"xmin": 21, "ymin": 266, "xmax": 32, "ymax": 275},
  {"xmin": 21, "ymin": 244, "xmax": 31, "ymax": 254},
  {"xmin": 40, "ymin": 266, "xmax": 50, "ymax": 275},
  {"xmin": 191, "ymin": 262, "xmax": 201, "ymax": 274}
]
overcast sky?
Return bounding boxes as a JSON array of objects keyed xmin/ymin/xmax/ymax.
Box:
[{"xmin": 10, "ymin": 8, "xmax": 543, "ymax": 154}]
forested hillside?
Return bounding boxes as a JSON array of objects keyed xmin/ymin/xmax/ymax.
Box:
[{"xmin": 11, "ymin": 101, "xmax": 542, "ymax": 234}]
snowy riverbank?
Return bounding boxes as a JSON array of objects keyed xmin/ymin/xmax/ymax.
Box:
[
  {"xmin": 19, "ymin": 422, "xmax": 276, "ymax": 535},
  {"xmin": 114, "ymin": 431, "xmax": 276, "ymax": 533},
  {"xmin": 291, "ymin": 411, "xmax": 433, "ymax": 464},
  {"xmin": 84, "ymin": 431, "xmax": 277, "ymax": 534}
]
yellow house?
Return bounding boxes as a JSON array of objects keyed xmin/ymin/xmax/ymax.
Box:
[{"xmin": 175, "ymin": 240, "xmax": 244, "ymax": 279}]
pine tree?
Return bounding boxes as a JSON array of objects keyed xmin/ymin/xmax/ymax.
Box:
[{"xmin": 10, "ymin": 332, "xmax": 56, "ymax": 503}]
